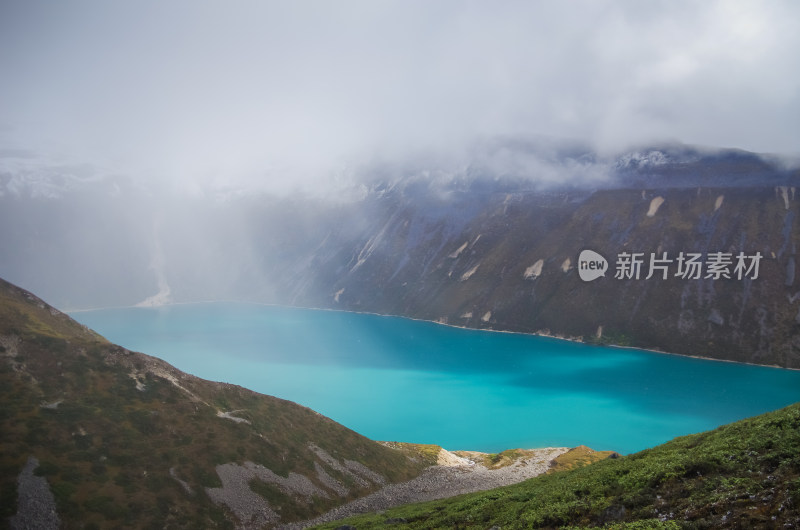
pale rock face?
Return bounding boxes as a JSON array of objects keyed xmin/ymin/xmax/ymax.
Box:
[
  {"xmin": 460, "ymin": 263, "xmax": 480, "ymax": 281},
  {"xmin": 436, "ymin": 449, "xmax": 473, "ymax": 467},
  {"xmin": 449, "ymin": 241, "xmax": 468, "ymax": 259},
  {"xmin": 778, "ymin": 186, "xmax": 790, "ymax": 209},
  {"xmin": 481, "ymin": 311, "xmax": 492, "ymax": 322},
  {"xmin": 135, "ymin": 280, "xmax": 170, "ymax": 307},
  {"xmin": 714, "ymin": 195, "xmax": 724, "ymax": 211},
  {"xmin": 561, "ymin": 258, "xmax": 571, "ymax": 273},
  {"xmin": 524, "ymin": 259, "xmax": 544, "ymax": 279},
  {"xmin": 646, "ymin": 196, "xmax": 665, "ymax": 217},
  {"xmin": 217, "ymin": 410, "xmax": 250, "ymax": 424}
]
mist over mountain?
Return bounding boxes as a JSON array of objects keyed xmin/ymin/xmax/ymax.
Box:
[
  {"xmin": 2, "ymin": 1, "xmax": 798, "ymax": 342},
  {"xmin": 3, "ymin": 3, "xmax": 800, "ymax": 528},
  {"xmin": 2, "ymin": 140, "xmax": 799, "ymax": 367}
]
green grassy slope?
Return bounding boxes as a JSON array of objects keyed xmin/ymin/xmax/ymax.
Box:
[
  {"xmin": 316, "ymin": 403, "xmax": 800, "ymax": 529},
  {"xmin": 0, "ymin": 278, "xmax": 426, "ymax": 528}
]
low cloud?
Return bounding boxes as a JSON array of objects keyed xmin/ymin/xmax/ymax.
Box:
[{"xmin": 0, "ymin": 0, "xmax": 798, "ymax": 193}]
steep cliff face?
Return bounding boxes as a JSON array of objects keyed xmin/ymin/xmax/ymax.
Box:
[{"xmin": 287, "ymin": 184, "xmax": 800, "ymax": 368}]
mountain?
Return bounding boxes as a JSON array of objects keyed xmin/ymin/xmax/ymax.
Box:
[
  {"xmin": 318, "ymin": 402, "xmax": 800, "ymax": 529},
  {"xmin": 6, "ymin": 275, "xmax": 797, "ymax": 530},
  {"xmin": 0, "ymin": 277, "xmax": 427, "ymax": 528},
  {"xmin": 305, "ymin": 182, "xmax": 800, "ymax": 368},
  {"xmin": 1, "ymin": 141, "xmax": 799, "ymax": 367}
]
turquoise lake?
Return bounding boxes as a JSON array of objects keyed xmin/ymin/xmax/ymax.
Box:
[{"xmin": 71, "ymin": 303, "xmax": 800, "ymax": 455}]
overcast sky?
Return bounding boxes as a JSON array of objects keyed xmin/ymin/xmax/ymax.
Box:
[{"xmin": 1, "ymin": 0, "xmax": 798, "ymax": 190}]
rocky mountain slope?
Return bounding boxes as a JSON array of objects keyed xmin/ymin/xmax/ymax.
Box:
[
  {"xmin": 0, "ymin": 277, "xmax": 428, "ymax": 528},
  {"xmin": 268, "ymin": 145, "xmax": 800, "ymax": 368},
  {"xmin": 306, "ymin": 183, "xmax": 800, "ymax": 368}
]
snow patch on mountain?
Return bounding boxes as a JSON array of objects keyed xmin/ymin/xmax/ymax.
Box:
[
  {"xmin": 0, "ymin": 153, "xmax": 116, "ymax": 199},
  {"xmin": 615, "ymin": 150, "xmax": 671, "ymax": 170}
]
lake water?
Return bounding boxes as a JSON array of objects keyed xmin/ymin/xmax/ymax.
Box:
[{"xmin": 71, "ymin": 303, "xmax": 800, "ymax": 454}]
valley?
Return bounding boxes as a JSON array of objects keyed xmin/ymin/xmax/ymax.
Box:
[
  {"xmin": 2, "ymin": 143, "xmax": 799, "ymax": 368},
  {"xmin": 3, "ymin": 3, "xmax": 799, "ymax": 526},
  {"xmin": 2, "ymin": 276, "xmax": 800, "ymax": 528}
]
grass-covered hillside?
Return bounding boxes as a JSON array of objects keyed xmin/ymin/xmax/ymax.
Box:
[
  {"xmin": 0, "ymin": 278, "xmax": 426, "ymax": 528},
  {"xmin": 316, "ymin": 403, "xmax": 800, "ymax": 529}
]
